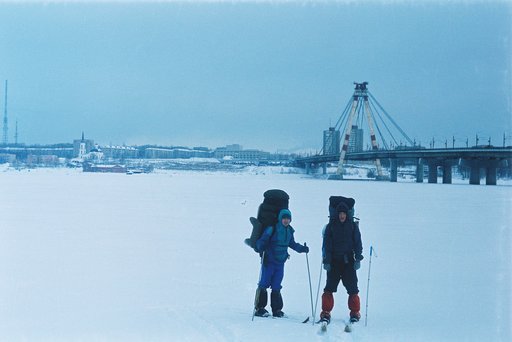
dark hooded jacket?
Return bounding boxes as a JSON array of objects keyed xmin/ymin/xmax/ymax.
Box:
[
  {"xmin": 323, "ymin": 216, "xmax": 363, "ymax": 264},
  {"xmin": 256, "ymin": 209, "xmax": 307, "ymax": 264}
]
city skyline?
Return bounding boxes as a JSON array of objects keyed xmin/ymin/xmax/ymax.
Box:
[{"xmin": 0, "ymin": 1, "xmax": 510, "ymax": 152}]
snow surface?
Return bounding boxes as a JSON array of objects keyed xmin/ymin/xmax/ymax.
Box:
[{"xmin": 1, "ymin": 168, "xmax": 511, "ymax": 341}]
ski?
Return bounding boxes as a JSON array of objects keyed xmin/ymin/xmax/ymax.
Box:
[
  {"xmin": 254, "ymin": 313, "xmax": 270, "ymax": 318},
  {"xmin": 255, "ymin": 313, "xmax": 310, "ymax": 324},
  {"xmin": 253, "ymin": 314, "xmax": 270, "ymax": 319},
  {"xmin": 344, "ymin": 318, "xmax": 358, "ymax": 333},
  {"xmin": 253, "ymin": 307, "xmax": 270, "ymax": 320},
  {"xmin": 316, "ymin": 318, "xmax": 329, "ymax": 333},
  {"xmin": 276, "ymin": 315, "xmax": 311, "ymax": 324},
  {"xmin": 315, "ymin": 317, "xmax": 355, "ymax": 333}
]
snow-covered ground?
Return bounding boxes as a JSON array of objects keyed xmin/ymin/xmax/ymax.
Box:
[{"xmin": 0, "ymin": 167, "xmax": 511, "ymax": 341}]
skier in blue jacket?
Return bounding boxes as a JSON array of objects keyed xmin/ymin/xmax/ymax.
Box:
[{"xmin": 254, "ymin": 209, "xmax": 309, "ymax": 317}]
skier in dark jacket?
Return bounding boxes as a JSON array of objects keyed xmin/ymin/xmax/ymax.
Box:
[
  {"xmin": 254, "ymin": 208, "xmax": 309, "ymax": 317},
  {"xmin": 320, "ymin": 202, "xmax": 363, "ymax": 324}
]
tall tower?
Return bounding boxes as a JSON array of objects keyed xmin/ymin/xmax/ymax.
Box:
[
  {"xmin": 14, "ymin": 119, "xmax": 18, "ymax": 145},
  {"xmin": 73, "ymin": 132, "xmax": 94, "ymax": 158},
  {"xmin": 348, "ymin": 125, "xmax": 364, "ymax": 152},
  {"xmin": 323, "ymin": 127, "xmax": 340, "ymax": 155},
  {"xmin": 78, "ymin": 132, "xmax": 87, "ymax": 160},
  {"xmin": 2, "ymin": 80, "xmax": 8, "ymax": 145}
]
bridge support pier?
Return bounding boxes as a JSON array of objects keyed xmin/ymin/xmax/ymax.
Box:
[
  {"xmin": 322, "ymin": 162, "xmax": 327, "ymax": 175},
  {"xmin": 462, "ymin": 159, "xmax": 499, "ymax": 185},
  {"xmin": 442, "ymin": 160, "xmax": 454, "ymax": 184},
  {"xmin": 485, "ymin": 160, "xmax": 499, "ymax": 185},
  {"xmin": 428, "ymin": 161, "xmax": 438, "ymax": 183},
  {"xmin": 416, "ymin": 159, "xmax": 424, "ymax": 183},
  {"xmin": 306, "ymin": 163, "xmax": 311, "ymax": 175},
  {"xmin": 469, "ymin": 164, "xmax": 481, "ymax": 185},
  {"xmin": 390, "ymin": 159, "xmax": 398, "ymax": 182},
  {"xmin": 486, "ymin": 166, "xmax": 497, "ymax": 185},
  {"xmin": 426, "ymin": 159, "xmax": 454, "ymax": 184}
]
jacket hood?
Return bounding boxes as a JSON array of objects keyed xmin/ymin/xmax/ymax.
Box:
[{"xmin": 278, "ymin": 209, "xmax": 292, "ymax": 222}]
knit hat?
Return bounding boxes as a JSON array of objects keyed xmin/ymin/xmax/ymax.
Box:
[
  {"xmin": 278, "ymin": 209, "xmax": 292, "ymax": 222},
  {"xmin": 336, "ymin": 202, "xmax": 349, "ymax": 214}
]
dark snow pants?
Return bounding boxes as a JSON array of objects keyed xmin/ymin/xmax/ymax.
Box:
[
  {"xmin": 255, "ymin": 288, "xmax": 284, "ymax": 313},
  {"xmin": 324, "ymin": 258, "xmax": 359, "ymax": 295}
]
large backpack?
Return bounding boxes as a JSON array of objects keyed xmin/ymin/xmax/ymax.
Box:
[
  {"xmin": 328, "ymin": 196, "xmax": 356, "ymax": 223},
  {"xmin": 244, "ymin": 189, "xmax": 289, "ymax": 251},
  {"xmin": 322, "ymin": 196, "xmax": 359, "ymax": 262}
]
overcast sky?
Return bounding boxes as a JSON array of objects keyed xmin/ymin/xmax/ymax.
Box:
[{"xmin": 0, "ymin": 0, "xmax": 510, "ymax": 152}]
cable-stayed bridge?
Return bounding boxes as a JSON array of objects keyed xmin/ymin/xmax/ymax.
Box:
[{"xmin": 296, "ymin": 82, "xmax": 512, "ymax": 185}]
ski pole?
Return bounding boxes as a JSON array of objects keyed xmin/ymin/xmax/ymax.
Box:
[
  {"xmin": 312, "ymin": 259, "xmax": 323, "ymax": 324},
  {"xmin": 305, "ymin": 244, "xmax": 314, "ymax": 323},
  {"xmin": 365, "ymin": 246, "xmax": 376, "ymax": 327},
  {"xmin": 252, "ymin": 251, "xmax": 265, "ymax": 321}
]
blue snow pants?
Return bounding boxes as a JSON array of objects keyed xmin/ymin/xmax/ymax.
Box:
[{"xmin": 258, "ymin": 262, "xmax": 285, "ymax": 291}]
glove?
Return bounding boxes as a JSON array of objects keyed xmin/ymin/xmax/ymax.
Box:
[
  {"xmin": 302, "ymin": 243, "xmax": 309, "ymax": 254},
  {"xmin": 354, "ymin": 260, "xmax": 361, "ymax": 270},
  {"xmin": 323, "ymin": 263, "xmax": 331, "ymax": 272},
  {"xmin": 355, "ymin": 254, "xmax": 364, "ymax": 261},
  {"xmin": 255, "ymin": 245, "xmax": 265, "ymax": 254}
]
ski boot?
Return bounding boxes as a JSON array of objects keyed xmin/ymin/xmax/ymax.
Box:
[
  {"xmin": 254, "ymin": 308, "xmax": 269, "ymax": 317},
  {"xmin": 318, "ymin": 312, "xmax": 330, "ymax": 332},
  {"xmin": 319, "ymin": 313, "xmax": 330, "ymax": 324},
  {"xmin": 272, "ymin": 310, "xmax": 285, "ymax": 318},
  {"xmin": 270, "ymin": 290, "xmax": 284, "ymax": 318},
  {"xmin": 349, "ymin": 315, "xmax": 360, "ymax": 323},
  {"xmin": 254, "ymin": 288, "xmax": 269, "ymax": 317}
]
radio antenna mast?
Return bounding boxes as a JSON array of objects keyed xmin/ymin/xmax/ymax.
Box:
[{"xmin": 2, "ymin": 80, "xmax": 8, "ymax": 145}]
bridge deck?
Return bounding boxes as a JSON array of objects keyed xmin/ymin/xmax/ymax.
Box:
[{"xmin": 297, "ymin": 147, "xmax": 512, "ymax": 164}]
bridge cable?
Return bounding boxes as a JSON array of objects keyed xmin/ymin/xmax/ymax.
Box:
[
  {"xmin": 368, "ymin": 92, "xmax": 414, "ymax": 146},
  {"xmin": 339, "ymin": 98, "xmax": 359, "ymax": 141},
  {"xmin": 334, "ymin": 97, "xmax": 354, "ymax": 131},
  {"xmin": 368, "ymin": 94, "xmax": 400, "ymax": 145},
  {"xmin": 356, "ymin": 100, "xmax": 364, "ymax": 128},
  {"xmin": 367, "ymin": 100, "xmax": 391, "ymax": 150},
  {"xmin": 346, "ymin": 98, "xmax": 364, "ymax": 137},
  {"xmin": 319, "ymin": 96, "xmax": 353, "ymax": 155},
  {"xmin": 357, "ymin": 104, "xmax": 364, "ymax": 128},
  {"xmin": 368, "ymin": 99, "xmax": 398, "ymax": 149},
  {"xmin": 369, "ymin": 99, "xmax": 406, "ymax": 148}
]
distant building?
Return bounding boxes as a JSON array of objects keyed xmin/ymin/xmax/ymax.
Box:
[
  {"xmin": 73, "ymin": 132, "xmax": 94, "ymax": 158},
  {"xmin": 26, "ymin": 154, "xmax": 61, "ymax": 166},
  {"xmin": 144, "ymin": 147, "xmax": 212, "ymax": 159},
  {"xmin": 349, "ymin": 125, "xmax": 364, "ymax": 152},
  {"xmin": 224, "ymin": 144, "xmax": 242, "ymax": 151},
  {"xmin": 0, "ymin": 153, "xmax": 16, "ymax": 163},
  {"xmin": 214, "ymin": 145, "xmax": 270, "ymax": 162},
  {"xmin": 101, "ymin": 145, "xmax": 138, "ymax": 159},
  {"xmin": 0, "ymin": 145, "xmax": 74, "ymax": 160},
  {"xmin": 323, "ymin": 127, "xmax": 340, "ymax": 155},
  {"xmin": 83, "ymin": 162, "xmax": 126, "ymax": 173}
]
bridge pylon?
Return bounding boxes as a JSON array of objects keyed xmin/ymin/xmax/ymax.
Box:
[{"xmin": 330, "ymin": 82, "xmax": 385, "ymax": 180}]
